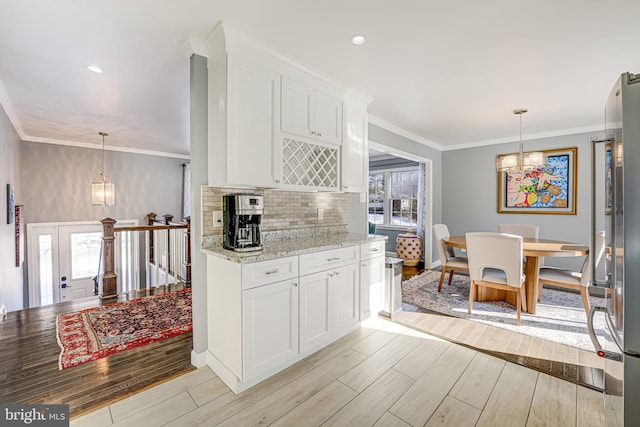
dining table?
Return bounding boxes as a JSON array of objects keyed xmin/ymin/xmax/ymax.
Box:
[{"xmin": 443, "ymin": 235, "xmax": 589, "ymax": 314}]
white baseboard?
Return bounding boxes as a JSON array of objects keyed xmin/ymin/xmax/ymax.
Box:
[
  {"xmin": 191, "ymin": 349, "xmax": 207, "ymax": 368},
  {"xmin": 428, "ymin": 260, "xmax": 441, "ymax": 269}
]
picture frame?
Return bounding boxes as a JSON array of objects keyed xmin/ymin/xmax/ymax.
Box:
[
  {"xmin": 605, "ymin": 143, "xmax": 612, "ymax": 215},
  {"xmin": 6, "ymin": 184, "xmax": 14, "ymax": 224},
  {"xmin": 497, "ymin": 147, "xmax": 577, "ymax": 214},
  {"xmin": 15, "ymin": 204, "xmax": 24, "ymax": 267}
]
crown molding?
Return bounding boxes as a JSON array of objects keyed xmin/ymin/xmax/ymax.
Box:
[
  {"xmin": 21, "ymin": 135, "xmax": 190, "ymax": 159},
  {"xmin": 202, "ymin": 21, "xmax": 373, "ymax": 105},
  {"xmin": 367, "ymin": 114, "xmax": 443, "ymax": 151},
  {"xmin": 182, "ymin": 35, "xmax": 207, "ymax": 58},
  {"xmin": 442, "ymin": 124, "xmax": 605, "ymax": 152},
  {"xmin": 0, "ymin": 81, "xmax": 27, "ymax": 140},
  {"xmin": 368, "ymin": 110, "xmax": 604, "ymax": 153}
]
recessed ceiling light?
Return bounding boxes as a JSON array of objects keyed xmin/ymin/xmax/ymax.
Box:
[
  {"xmin": 350, "ymin": 34, "xmax": 366, "ymax": 45},
  {"xmin": 86, "ymin": 65, "xmax": 104, "ymax": 74}
]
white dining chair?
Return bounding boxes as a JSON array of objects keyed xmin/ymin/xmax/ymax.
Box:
[
  {"xmin": 432, "ymin": 224, "xmax": 468, "ymax": 292},
  {"xmin": 498, "ymin": 223, "xmax": 539, "ymax": 238},
  {"xmin": 466, "ymin": 232, "xmax": 526, "ymax": 325},
  {"xmin": 537, "ymin": 231, "xmax": 606, "ymax": 316},
  {"xmin": 498, "ymin": 223, "xmax": 541, "ymax": 266}
]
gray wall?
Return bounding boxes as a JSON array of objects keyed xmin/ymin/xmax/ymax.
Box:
[
  {"xmin": 0, "ymin": 106, "xmax": 23, "ymax": 311},
  {"xmin": 368, "ymin": 123, "xmax": 443, "ymax": 264},
  {"xmin": 20, "ymin": 141, "xmax": 184, "ymax": 224},
  {"xmin": 19, "ymin": 140, "xmax": 185, "ymax": 310},
  {"xmin": 442, "ymin": 131, "xmax": 598, "ymax": 271},
  {"xmin": 189, "ymin": 54, "xmax": 208, "ymax": 359}
]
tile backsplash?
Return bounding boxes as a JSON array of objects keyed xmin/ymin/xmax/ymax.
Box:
[{"xmin": 202, "ymin": 186, "xmax": 348, "ymax": 238}]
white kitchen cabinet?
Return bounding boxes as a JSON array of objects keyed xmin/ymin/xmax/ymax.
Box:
[
  {"xmin": 207, "ymin": 255, "xmax": 298, "ymax": 393},
  {"xmin": 243, "ymin": 279, "xmax": 299, "ymax": 380},
  {"xmin": 203, "ymin": 23, "xmax": 372, "ymax": 190},
  {"xmin": 360, "ymin": 240, "xmax": 386, "ymax": 320},
  {"xmin": 299, "ymin": 245, "xmax": 359, "ymax": 276},
  {"xmin": 299, "ymin": 251, "xmax": 360, "ymax": 354},
  {"xmin": 206, "ymin": 25, "xmax": 281, "ymax": 188},
  {"xmin": 242, "ymin": 256, "xmax": 298, "ymax": 289},
  {"xmin": 206, "ymin": 238, "xmax": 384, "ymax": 393},
  {"xmin": 360, "ymin": 255, "xmax": 385, "ymax": 320},
  {"xmin": 281, "ymin": 76, "xmax": 342, "ymax": 146},
  {"xmin": 299, "ymin": 270, "xmax": 332, "ymax": 353},
  {"xmin": 341, "ymin": 99, "xmax": 368, "ymax": 193},
  {"xmin": 332, "ymin": 263, "xmax": 360, "ymax": 337}
]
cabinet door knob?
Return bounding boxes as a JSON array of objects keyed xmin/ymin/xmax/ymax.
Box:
[
  {"xmin": 293, "ymin": 282, "xmax": 298, "ymax": 287},
  {"xmin": 317, "ymin": 132, "xmax": 322, "ymax": 137}
]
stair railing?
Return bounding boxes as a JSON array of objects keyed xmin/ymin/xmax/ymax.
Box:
[{"xmin": 99, "ymin": 214, "xmax": 191, "ymax": 299}]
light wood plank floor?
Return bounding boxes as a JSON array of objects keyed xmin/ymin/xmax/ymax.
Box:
[{"xmin": 71, "ymin": 316, "xmax": 615, "ymax": 427}]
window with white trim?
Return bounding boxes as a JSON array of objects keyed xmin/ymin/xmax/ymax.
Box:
[{"xmin": 368, "ymin": 167, "xmax": 419, "ymax": 227}]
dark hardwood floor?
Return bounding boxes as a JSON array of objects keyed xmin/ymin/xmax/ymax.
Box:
[{"xmin": 0, "ymin": 289, "xmax": 194, "ymax": 417}]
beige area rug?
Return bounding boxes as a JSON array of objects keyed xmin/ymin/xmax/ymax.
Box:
[{"xmin": 401, "ymin": 270, "xmax": 616, "ymax": 352}]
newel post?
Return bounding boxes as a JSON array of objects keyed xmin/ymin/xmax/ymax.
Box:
[
  {"xmin": 100, "ymin": 217, "xmax": 118, "ymax": 299},
  {"xmin": 147, "ymin": 212, "xmax": 156, "ymax": 264}
]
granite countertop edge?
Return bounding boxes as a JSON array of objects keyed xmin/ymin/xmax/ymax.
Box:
[{"xmin": 202, "ymin": 233, "xmax": 388, "ymax": 263}]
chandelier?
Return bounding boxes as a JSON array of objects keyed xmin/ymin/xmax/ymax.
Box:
[
  {"xmin": 496, "ymin": 108, "xmax": 547, "ymax": 173},
  {"xmin": 91, "ymin": 131, "xmax": 115, "ymax": 206}
]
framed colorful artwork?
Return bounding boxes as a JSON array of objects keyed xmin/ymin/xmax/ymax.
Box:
[
  {"xmin": 605, "ymin": 143, "xmax": 612, "ymax": 215},
  {"xmin": 15, "ymin": 204, "xmax": 24, "ymax": 267},
  {"xmin": 6, "ymin": 184, "xmax": 14, "ymax": 224},
  {"xmin": 497, "ymin": 147, "xmax": 577, "ymax": 214}
]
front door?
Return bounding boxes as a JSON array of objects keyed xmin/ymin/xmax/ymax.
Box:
[
  {"xmin": 57, "ymin": 224, "xmax": 103, "ymax": 302},
  {"xmin": 28, "ymin": 220, "xmax": 137, "ymax": 307}
]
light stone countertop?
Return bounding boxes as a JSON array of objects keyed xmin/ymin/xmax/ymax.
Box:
[{"xmin": 202, "ymin": 233, "xmax": 388, "ymax": 263}]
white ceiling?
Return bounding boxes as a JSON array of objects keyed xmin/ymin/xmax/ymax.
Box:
[{"xmin": 1, "ymin": 0, "xmax": 639, "ymax": 157}]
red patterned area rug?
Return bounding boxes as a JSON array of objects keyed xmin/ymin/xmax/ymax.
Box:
[{"xmin": 56, "ymin": 288, "xmax": 192, "ymax": 370}]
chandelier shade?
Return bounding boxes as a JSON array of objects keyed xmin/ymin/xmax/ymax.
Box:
[
  {"xmin": 496, "ymin": 108, "xmax": 547, "ymax": 173},
  {"xmin": 92, "ymin": 132, "xmax": 115, "ymax": 206}
]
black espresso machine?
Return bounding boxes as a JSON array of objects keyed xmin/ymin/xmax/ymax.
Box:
[{"xmin": 223, "ymin": 194, "xmax": 264, "ymax": 252}]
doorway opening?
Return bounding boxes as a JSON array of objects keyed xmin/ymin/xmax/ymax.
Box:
[{"xmin": 368, "ymin": 140, "xmax": 433, "ymax": 268}]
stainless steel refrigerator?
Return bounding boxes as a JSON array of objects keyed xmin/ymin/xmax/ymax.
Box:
[{"xmin": 589, "ymin": 71, "xmax": 640, "ymax": 426}]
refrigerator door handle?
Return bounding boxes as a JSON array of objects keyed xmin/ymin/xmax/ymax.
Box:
[{"xmin": 587, "ymin": 305, "xmax": 623, "ymax": 361}]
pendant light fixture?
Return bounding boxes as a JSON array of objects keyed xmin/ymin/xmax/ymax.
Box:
[
  {"xmin": 496, "ymin": 108, "xmax": 547, "ymax": 173},
  {"xmin": 91, "ymin": 131, "xmax": 115, "ymax": 206}
]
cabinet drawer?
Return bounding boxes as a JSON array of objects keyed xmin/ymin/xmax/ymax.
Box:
[
  {"xmin": 242, "ymin": 256, "xmax": 298, "ymax": 289},
  {"xmin": 360, "ymin": 240, "xmax": 385, "ymax": 261},
  {"xmin": 299, "ymin": 245, "xmax": 359, "ymax": 276}
]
